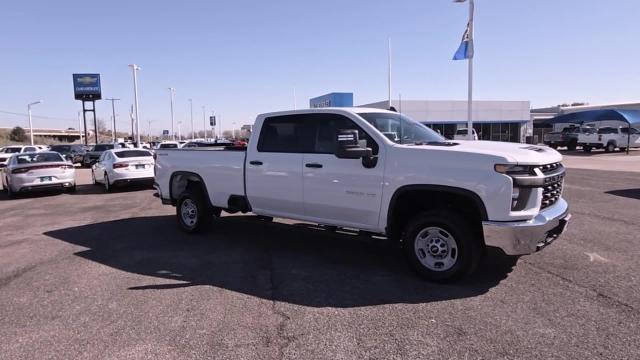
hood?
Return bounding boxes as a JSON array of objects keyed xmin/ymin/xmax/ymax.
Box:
[{"xmin": 411, "ymin": 140, "xmax": 562, "ymax": 165}]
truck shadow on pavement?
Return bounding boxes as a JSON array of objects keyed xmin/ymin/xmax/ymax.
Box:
[
  {"xmin": 606, "ymin": 188, "xmax": 640, "ymax": 200},
  {"xmin": 44, "ymin": 215, "xmax": 517, "ymax": 308}
]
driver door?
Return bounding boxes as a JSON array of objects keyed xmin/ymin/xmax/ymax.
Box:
[{"xmin": 302, "ymin": 113, "xmax": 385, "ymax": 230}]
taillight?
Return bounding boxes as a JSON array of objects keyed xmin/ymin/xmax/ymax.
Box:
[
  {"xmin": 12, "ymin": 168, "xmax": 30, "ymax": 174},
  {"xmin": 113, "ymin": 163, "xmax": 129, "ymax": 169}
]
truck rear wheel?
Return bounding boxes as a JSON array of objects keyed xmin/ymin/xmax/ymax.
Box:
[
  {"xmin": 583, "ymin": 146, "xmax": 592, "ymax": 153},
  {"xmin": 605, "ymin": 143, "xmax": 615, "ymax": 152},
  {"xmin": 176, "ymin": 189, "xmax": 213, "ymax": 233},
  {"xmin": 402, "ymin": 210, "xmax": 482, "ymax": 282},
  {"xmin": 567, "ymin": 141, "xmax": 577, "ymax": 151}
]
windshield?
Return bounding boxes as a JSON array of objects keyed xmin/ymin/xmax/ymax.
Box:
[
  {"xmin": 114, "ymin": 150, "xmax": 152, "ymax": 158},
  {"xmin": 15, "ymin": 152, "xmax": 64, "ymax": 164},
  {"xmin": 358, "ymin": 112, "xmax": 445, "ymax": 144},
  {"xmin": 159, "ymin": 143, "xmax": 179, "ymax": 148},
  {"xmin": 93, "ymin": 144, "xmax": 114, "ymax": 152}
]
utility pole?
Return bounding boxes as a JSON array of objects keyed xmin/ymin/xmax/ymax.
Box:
[
  {"xmin": 105, "ymin": 98, "xmax": 120, "ymax": 143},
  {"xmin": 77, "ymin": 111, "xmax": 83, "ymax": 143},
  {"xmin": 177, "ymin": 120, "xmax": 182, "ymax": 140},
  {"xmin": 168, "ymin": 88, "xmax": 176, "ymax": 140},
  {"xmin": 189, "ymin": 98, "xmax": 194, "ymax": 140},
  {"xmin": 128, "ymin": 64, "xmax": 141, "ymax": 146}
]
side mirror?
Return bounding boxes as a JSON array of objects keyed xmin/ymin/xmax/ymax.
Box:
[{"xmin": 335, "ymin": 129, "xmax": 372, "ymax": 159}]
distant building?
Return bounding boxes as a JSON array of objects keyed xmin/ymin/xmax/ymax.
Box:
[{"xmin": 361, "ymin": 99, "xmax": 531, "ymax": 143}]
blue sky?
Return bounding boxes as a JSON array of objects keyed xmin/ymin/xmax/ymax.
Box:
[{"xmin": 1, "ymin": 0, "xmax": 639, "ymax": 133}]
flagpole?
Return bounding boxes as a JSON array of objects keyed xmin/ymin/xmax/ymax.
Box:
[
  {"xmin": 467, "ymin": 0, "xmax": 474, "ymax": 140},
  {"xmin": 388, "ymin": 37, "xmax": 392, "ymax": 109}
]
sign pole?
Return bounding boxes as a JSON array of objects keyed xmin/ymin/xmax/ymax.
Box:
[{"xmin": 82, "ymin": 102, "xmax": 89, "ymax": 145}]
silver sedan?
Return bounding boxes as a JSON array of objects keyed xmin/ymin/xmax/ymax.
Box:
[{"xmin": 2, "ymin": 151, "xmax": 76, "ymax": 198}]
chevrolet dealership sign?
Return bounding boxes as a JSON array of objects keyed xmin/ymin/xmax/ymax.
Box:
[{"xmin": 73, "ymin": 73, "xmax": 102, "ymax": 100}]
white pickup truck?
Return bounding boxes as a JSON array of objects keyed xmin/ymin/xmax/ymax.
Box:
[
  {"xmin": 580, "ymin": 126, "xmax": 640, "ymax": 152},
  {"xmin": 154, "ymin": 108, "xmax": 571, "ymax": 282}
]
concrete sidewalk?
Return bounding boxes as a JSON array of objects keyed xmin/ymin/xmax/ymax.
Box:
[{"xmin": 560, "ymin": 149, "xmax": 640, "ymax": 173}]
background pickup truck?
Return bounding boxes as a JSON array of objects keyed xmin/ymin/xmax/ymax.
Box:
[
  {"xmin": 585, "ymin": 126, "xmax": 640, "ymax": 152},
  {"xmin": 155, "ymin": 108, "xmax": 571, "ymax": 282},
  {"xmin": 543, "ymin": 126, "xmax": 581, "ymax": 150}
]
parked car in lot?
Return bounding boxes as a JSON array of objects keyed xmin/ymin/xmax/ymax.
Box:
[
  {"xmin": 453, "ymin": 128, "xmax": 478, "ymax": 140},
  {"xmin": 2, "ymin": 151, "xmax": 75, "ymax": 197},
  {"xmin": 156, "ymin": 141, "xmax": 181, "ymax": 149},
  {"xmin": 83, "ymin": 143, "xmax": 120, "ymax": 167},
  {"xmin": 181, "ymin": 140, "xmax": 235, "ymax": 148},
  {"xmin": 49, "ymin": 144, "xmax": 87, "ymax": 164},
  {"xmin": 576, "ymin": 127, "xmax": 599, "ymax": 152},
  {"xmin": 543, "ymin": 126, "xmax": 581, "ymax": 150},
  {"xmin": 591, "ymin": 126, "xmax": 640, "ymax": 152},
  {"xmin": 154, "ymin": 108, "xmax": 571, "ymax": 282},
  {"xmin": 0, "ymin": 145, "xmax": 41, "ymax": 168},
  {"xmin": 92, "ymin": 149, "xmax": 155, "ymax": 192}
]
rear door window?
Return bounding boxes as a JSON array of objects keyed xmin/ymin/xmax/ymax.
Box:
[{"xmin": 257, "ymin": 115, "xmax": 314, "ymax": 153}]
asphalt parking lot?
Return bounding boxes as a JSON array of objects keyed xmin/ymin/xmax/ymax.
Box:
[{"xmin": 1, "ymin": 165, "xmax": 639, "ymax": 360}]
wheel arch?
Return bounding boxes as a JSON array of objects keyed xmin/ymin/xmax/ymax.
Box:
[
  {"xmin": 169, "ymin": 171, "xmax": 213, "ymax": 208},
  {"xmin": 386, "ymin": 184, "xmax": 488, "ymax": 241}
]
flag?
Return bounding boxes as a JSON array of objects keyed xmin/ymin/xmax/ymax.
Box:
[{"xmin": 453, "ymin": 21, "xmax": 474, "ymax": 60}]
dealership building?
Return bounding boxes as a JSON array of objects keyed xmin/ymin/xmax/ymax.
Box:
[{"xmin": 309, "ymin": 93, "xmax": 532, "ymax": 143}]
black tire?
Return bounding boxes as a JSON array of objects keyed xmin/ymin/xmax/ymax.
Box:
[
  {"xmin": 6, "ymin": 180, "xmax": 15, "ymax": 199},
  {"xmin": 619, "ymin": 147, "xmax": 627, "ymax": 152},
  {"xmin": 66, "ymin": 184, "xmax": 77, "ymax": 193},
  {"xmin": 176, "ymin": 189, "xmax": 213, "ymax": 233},
  {"xmin": 402, "ymin": 210, "xmax": 482, "ymax": 282},
  {"xmin": 567, "ymin": 141, "xmax": 577, "ymax": 151},
  {"xmin": 583, "ymin": 146, "xmax": 592, "ymax": 153},
  {"xmin": 549, "ymin": 144, "xmax": 558, "ymax": 149},
  {"xmin": 104, "ymin": 173, "xmax": 112, "ymax": 192}
]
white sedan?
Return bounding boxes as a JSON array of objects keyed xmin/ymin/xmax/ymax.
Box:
[
  {"xmin": 92, "ymin": 148, "xmax": 155, "ymax": 191},
  {"xmin": 2, "ymin": 151, "xmax": 76, "ymax": 198}
]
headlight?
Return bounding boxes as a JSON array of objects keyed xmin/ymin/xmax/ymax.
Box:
[{"xmin": 494, "ymin": 164, "xmax": 533, "ymax": 175}]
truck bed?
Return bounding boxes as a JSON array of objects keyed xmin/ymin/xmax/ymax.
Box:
[{"xmin": 154, "ymin": 148, "xmax": 246, "ymax": 208}]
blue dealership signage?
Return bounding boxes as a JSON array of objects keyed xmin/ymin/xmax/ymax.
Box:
[
  {"xmin": 72, "ymin": 73, "xmax": 102, "ymax": 100},
  {"xmin": 309, "ymin": 92, "xmax": 353, "ymax": 108}
]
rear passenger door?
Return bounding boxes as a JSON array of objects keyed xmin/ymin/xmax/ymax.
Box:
[
  {"xmin": 302, "ymin": 113, "xmax": 385, "ymax": 230},
  {"xmin": 245, "ymin": 115, "xmax": 311, "ymax": 218}
]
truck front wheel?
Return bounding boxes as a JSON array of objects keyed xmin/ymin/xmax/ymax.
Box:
[
  {"xmin": 402, "ymin": 211, "xmax": 482, "ymax": 282},
  {"xmin": 176, "ymin": 190, "xmax": 213, "ymax": 233}
]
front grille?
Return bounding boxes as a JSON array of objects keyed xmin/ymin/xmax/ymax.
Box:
[
  {"xmin": 538, "ymin": 162, "xmax": 561, "ymax": 174},
  {"xmin": 540, "ymin": 162, "xmax": 564, "ymax": 209}
]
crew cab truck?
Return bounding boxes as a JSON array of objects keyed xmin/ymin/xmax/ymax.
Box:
[
  {"xmin": 590, "ymin": 126, "xmax": 640, "ymax": 152},
  {"xmin": 154, "ymin": 108, "xmax": 571, "ymax": 282}
]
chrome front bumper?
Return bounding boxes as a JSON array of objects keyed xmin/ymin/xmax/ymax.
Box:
[{"xmin": 482, "ymin": 198, "xmax": 571, "ymax": 255}]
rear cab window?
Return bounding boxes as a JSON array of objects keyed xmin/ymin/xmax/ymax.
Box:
[{"xmin": 114, "ymin": 150, "xmax": 152, "ymax": 158}]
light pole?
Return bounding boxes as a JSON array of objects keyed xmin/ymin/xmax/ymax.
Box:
[
  {"xmin": 177, "ymin": 120, "xmax": 182, "ymax": 140},
  {"xmin": 202, "ymin": 105, "xmax": 206, "ymax": 140},
  {"xmin": 189, "ymin": 98, "xmax": 194, "ymax": 140},
  {"xmin": 27, "ymin": 100, "xmax": 42, "ymax": 146},
  {"xmin": 128, "ymin": 64, "xmax": 141, "ymax": 146},
  {"xmin": 147, "ymin": 119, "xmax": 154, "ymax": 143},
  {"xmin": 105, "ymin": 98, "xmax": 120, "ymax": 143},
  {"xmin": 168, "ymin": 87, "xmax": 176, "ymax": 140}
]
